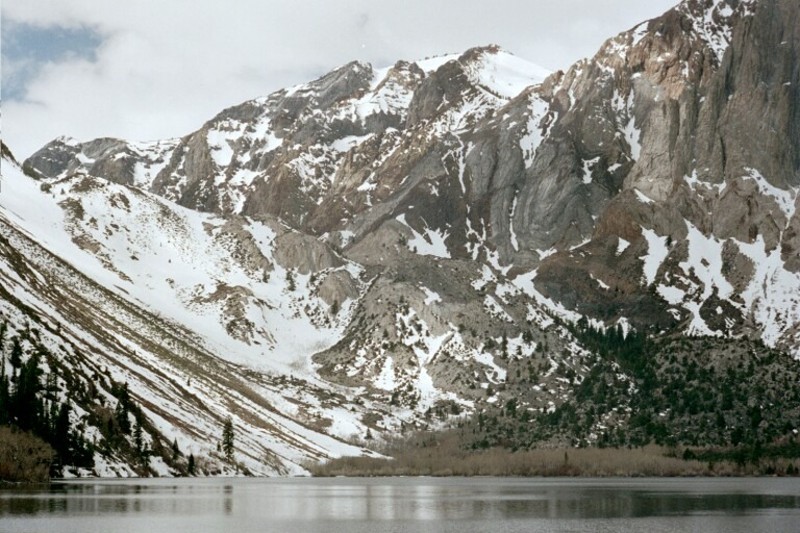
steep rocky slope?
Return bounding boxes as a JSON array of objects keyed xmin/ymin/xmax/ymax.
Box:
[
  {"xmin": 7, "ymin": 0, "xmax": 800, "ymax": 473},
  {"xmin": 534, "ymin": 0, "xmax": 800, "ymax": 354}
]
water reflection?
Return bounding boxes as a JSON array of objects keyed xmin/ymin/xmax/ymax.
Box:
[
  {"xmin": 223, "ymin": 484, "xmax": 233, "ymax": 515},
  {"xmin": 1, "ymin": 478, "xmax": 799, "ymax": 533}
]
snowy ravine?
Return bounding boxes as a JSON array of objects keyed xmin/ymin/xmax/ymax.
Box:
[{"xmin": 0, "ymin": 153, "xmax": 388, "ymax": 475}]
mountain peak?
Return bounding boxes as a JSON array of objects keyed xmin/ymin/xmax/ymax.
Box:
[
  {"xmin": 675, "ymin": 0, "xmax": 758, "ymax": 61},
  {"xmin": 455, "ymin": 45, "xmax": 550, "ymax": 98}
]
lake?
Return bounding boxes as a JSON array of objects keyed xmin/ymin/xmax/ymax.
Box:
[{"xmin": 1, "ymin": 477, "xmax": 799, "ymax": 533}]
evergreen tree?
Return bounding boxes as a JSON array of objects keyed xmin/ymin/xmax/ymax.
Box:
[
  {"xmin": 0, "ymin": 375, "xmax": 9, "ymax": 425},
  {"xmin": 0, "ymin": 321, "xmax": 6, "ymax": 351},
  {"xmin": 9, "ymin": 337, "xmax": 22, "ymax": 379},
  {"xmin": 187, "ymin": 453, "xmax": 196, "ymax": 475},
  {"xmin": 222, "ymin": 417, "xmax": 234, "ymax": 462},
  {"xmin": 134, "ymin": 418, "xmax": 143, "ymax": 455},
  {"xmin": 13, "ymin": 353, "xmax": 43, "ymax": 430},
  {"xmin": 68, "ymin": 429, "xmax": 94, "ymax": 469},
  {"xmin": 114, "ymin": 384, "xmax": 132, "ymax": 435},
  {"xmin": 53, "ymin": 402, "xmax": 72, "ymax": 460},
  {"xmin": 114, "ymin": 400, "xmax": 131, "ymax": 435}
]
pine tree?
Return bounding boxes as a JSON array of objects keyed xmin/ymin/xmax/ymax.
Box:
[
  {"xmin": 0, "ymin": 321, "xmax": 6, "ymax": 352},
  {"xmin": 134, "ymin": 418, "xmax": 143, "ymax": 455},
  {"xmin": 54, "ymin": 403, "xmax": 72, "ymax": 460},
  {"xmin": 222, "ymin": 417, "xmax": 234, "ymax": 462},
  {"xmin": 9, "ymin": 337, "xmax": 22, "ymax": 380},
  {"xmin": 114, "ymin": 399, "xmax": 131, "ymax": 434},
  {"xmin": 187, "ymin": 453, "xmax": 196, "ymax": 475},
  {"xmin": 0, "ymin": 374, "xmax": 9, "ymax": 425},
  {"xmin": 114, "ymin": 383, "xmax": 131, "ymax": 435},
  {"xmin": 13, "ymin": 353, "xmax": 43, "ymax": 430}
]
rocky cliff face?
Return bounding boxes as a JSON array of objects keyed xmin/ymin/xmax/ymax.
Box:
[
  {"xmin": 11, "ymin": 0, "xmax": 800, "ymax": 471},
  {"xmin": 535, "ymin": 0, "xmax": 800, "ymax": 352}
]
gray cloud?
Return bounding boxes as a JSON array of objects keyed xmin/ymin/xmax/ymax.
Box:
[{"xmin": 1, "ymin": 0, "xmax": 677, "ymax": 158}]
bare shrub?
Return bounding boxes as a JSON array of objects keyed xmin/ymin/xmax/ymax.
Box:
[{"xmin": 0, "ymin": 426, "xmax": 54, "ymax": 483}]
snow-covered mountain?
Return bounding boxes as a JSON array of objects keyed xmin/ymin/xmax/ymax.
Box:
[{"xmin": 4, "ymin": 0, "xmax": 800, "ymax": 474}]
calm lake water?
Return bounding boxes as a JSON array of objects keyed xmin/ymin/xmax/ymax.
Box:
[{"xmin": 1, "ymin": 477, "xmax": 799, "ymax": 533}]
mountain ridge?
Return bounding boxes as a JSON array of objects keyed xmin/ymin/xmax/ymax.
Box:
[{"xmin": 3, "ymin": 0, "xmax": 800, "ymax": 476}]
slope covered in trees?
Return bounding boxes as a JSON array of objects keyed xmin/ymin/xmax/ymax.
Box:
[
  {"xmin": 0, "ymin": 322, "xmax": 93, "ymax": 479},
  {"xmin": 0, "ymin": 317, "xmax": 192, "ymax": 480},
  {"xmin": 462, "ymin": 329, "xmax": 800, "ymax": 466}
]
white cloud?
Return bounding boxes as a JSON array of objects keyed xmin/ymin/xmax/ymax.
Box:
[{"xmin": 1, "ymin": 0, "xmax": 677, "ymax": 158}]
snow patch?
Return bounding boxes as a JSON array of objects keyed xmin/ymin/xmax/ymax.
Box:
[
  {"xmin": 206, "ymin": 127, "xmax": 236, "ymax": 167},
  {"xmin": 421, "ymin": 286, "xmax": 442, "ymax": 306},
  {"xmin": 623, "ymin": 112, "xmax": 641, "ymax": 161},
  {"xmin": 396, "ymin": 214, "xmax": 451, "ymax": 259},
  {"xmin": 582, "ymin": 157, "xmax": 600, "ymax": 184},
  {"xmin": 537, "ymin": 248, "xmax": 557, "ymax": 260},
  {"xmin": 331, "ymin": 134, "xmax": 372, "ymax": 153},
  {"xmin": 590, "ymin": 274, "xmax": 610, "ymax": 290},
  {"xmin": 684, "ymin": 171, "xmax": 726, "ymax": 195},
  {"xmin": 657, "ymin": 284, "xmax": 686, "ymax": 305},
  {"xmin": 374, "ymin": 357, "xmax": 397, "ymax": 391},
  {"xmin": 634, "ymin": 188, "xmax": 654, "ymax": 204},
  {"xmin": 616, "ymin": 237, "xmax": 630, "ymax": 256},
  {"xmin": 639, "ymin": 227, "xmax": 669, "ymax": 285},
  {"xmin": 680, "ymin": 222, "xmax": 733, "ymax": 300},
  {"xmin": 742, "ymin": 168, "xmax": 797, "ymax": 223},
  {"xmin": 416, "ymin": 53, "xmax": 461, "ymax": 73},
  {"xmin": 519, "ymin": 96, "xmax": 550, "ymax": 168},
  {"xmin": 466, "ymin": 49, "xmax": 550, "ymax": 99},
  {"xmin": 735, "ymin": 236, "xmax": 800, "ymax": 353},
  {"xmin": 512, "ymin": 270, "xmax": 582, "ymax": 324},
  {"xmin": 509, "ymin": 194, "xmax": 520, "ymax": 252}
]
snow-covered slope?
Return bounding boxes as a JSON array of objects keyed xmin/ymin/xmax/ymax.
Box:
[
  {"xmin": 0, "ymin": 152, "xmax": 386, "ymax": 475},
  {"xmin": 4, "ymin": 138, "xmax": 589, "ymax": 474}
]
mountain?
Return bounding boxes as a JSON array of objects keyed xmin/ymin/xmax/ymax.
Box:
[{"xmin": 4, "ymin": 0, "xmax": 800, "ymax": 475}]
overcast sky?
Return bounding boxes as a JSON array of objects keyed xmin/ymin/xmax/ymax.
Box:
[{"xmin": 2, "ymin": 0, "xmax": 677, "ymax": 159}]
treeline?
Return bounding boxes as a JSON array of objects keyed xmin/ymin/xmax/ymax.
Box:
[
  {"xmin": 569, "ymin": 318, "xmax": 650, "ymax": 379},
  {"xmin": 0, "ymin": 323, "xmax": 93, "ymax": 479},
  {"xmin": 315, "ymin": 326, "xmax": 800, "ymax": 477},
  {"xmin": 458, "ymin": 325, "xmax": 800, "ymax": 467},
  {"xmin": 0, "ymin": 317, "xmax": 217, "ymax": 481}
]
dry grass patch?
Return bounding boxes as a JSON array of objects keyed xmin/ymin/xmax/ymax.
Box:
[{"xmin": 308, "ymin": 432, "xmax": 738, "ymax": 477}]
